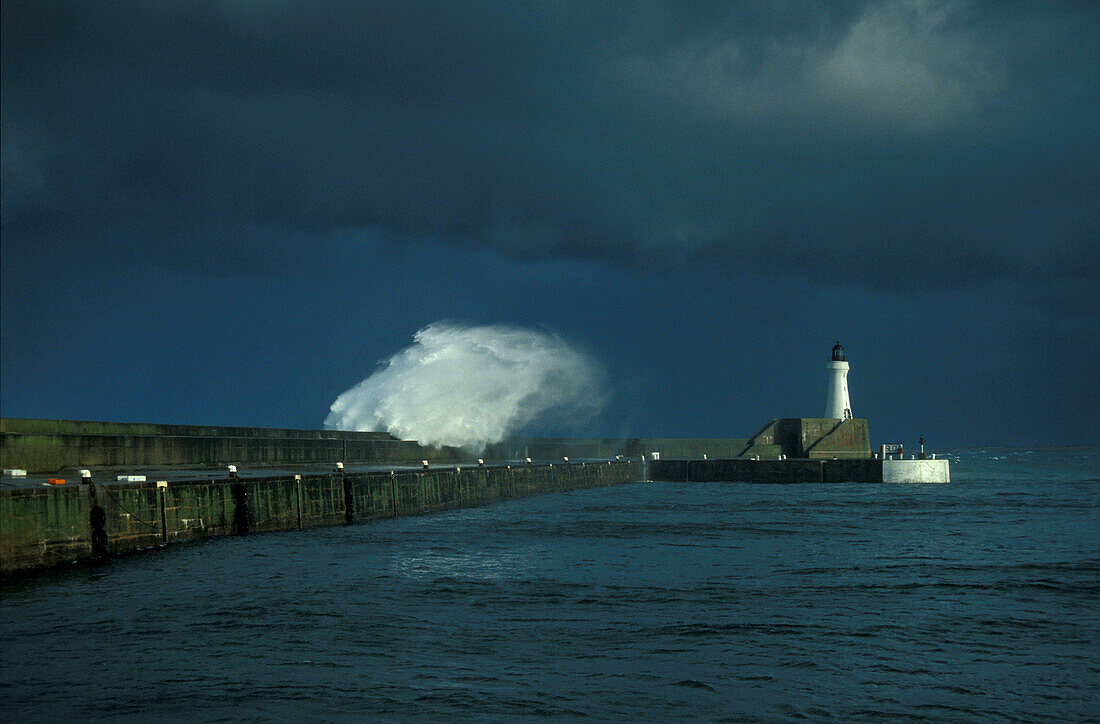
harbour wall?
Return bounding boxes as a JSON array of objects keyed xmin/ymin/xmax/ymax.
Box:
[
  {"xmin": 649, "ymin": 457, "xmax": 948, "ymax": 484},
  {"xmin": 491, "ymin": 418, "xmax": 871, "ymax": 465},
  {"xmin": 1, "ymin": 460, "xmax": 641, "ymax": 576},
  {"xmin": 0, "ymin": 418, "xmax": 467, "ymax": 473},
  {"xmin": 1, "ymin": 418, "xmax": 869, "ymax": 474},
  {"xmin": 0, "ymin": 418, "xmax": 760, "ymax": 473}
]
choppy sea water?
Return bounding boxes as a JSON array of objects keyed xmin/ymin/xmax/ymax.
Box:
[{"xmin": 2, "ymin": 448, "xmax": 1098, "ymax": 721}]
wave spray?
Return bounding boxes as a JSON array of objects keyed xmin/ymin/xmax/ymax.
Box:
[{"xmin": 324, "ymin": 322, "xmax": 606, "ymax": 452}]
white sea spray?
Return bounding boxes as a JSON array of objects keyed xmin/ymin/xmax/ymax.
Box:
[{"xmin": 324, "ymin": 322, "xmax": 606, "ymax": 452}]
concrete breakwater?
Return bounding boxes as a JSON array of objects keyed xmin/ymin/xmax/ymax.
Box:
[
  {"xmin": 1, "ymin": 417, "xmax": 869, "ymax": 474},
  {"xmin": 1, "ymin": 460, "xmax": 641, "ymax": 576},
  {"xmin": 650, "ymin": 457, "xmax": 949, "ymax": 484},
  {"xmin": 1, "ymin": 418, "xmax": 753, "ymax": 473},
  {"xmin": 0, "ymin": 418, "xmax": 467, "ymax": 473}
]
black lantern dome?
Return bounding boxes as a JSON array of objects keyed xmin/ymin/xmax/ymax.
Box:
[{"xmin": 831, "ymin": 341, "xmax": 846, "ymax": 362}]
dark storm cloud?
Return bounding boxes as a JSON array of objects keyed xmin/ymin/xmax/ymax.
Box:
[{"xmin": 3, "ymin": 1, "xmax": 1097, "ymax": 288}]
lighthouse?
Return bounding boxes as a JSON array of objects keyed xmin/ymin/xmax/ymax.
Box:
[{"xmin": 825, "ymin": 341, "xmax": 852, "ymax": 420}]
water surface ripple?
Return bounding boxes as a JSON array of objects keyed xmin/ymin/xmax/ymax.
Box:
[{"xmin": 2, "ymin": 448, "xmax": 1098, "ymax": 721}]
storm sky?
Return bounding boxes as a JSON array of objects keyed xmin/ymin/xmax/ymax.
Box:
[{"xmin": 2, "ymin": 1, "xmax": 1097, "ymax": 446}]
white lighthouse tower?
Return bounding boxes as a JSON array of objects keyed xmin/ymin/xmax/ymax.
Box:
[{"xmin": 825, "ymin": 341, "xmax": 852, "ymax": 420}]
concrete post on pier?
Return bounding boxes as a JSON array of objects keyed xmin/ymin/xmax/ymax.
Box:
[{"xmin": 339, "ymin": 466, "xmax": 353, "ymax": 524}]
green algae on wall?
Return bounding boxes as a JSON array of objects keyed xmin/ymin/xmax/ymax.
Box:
[{"xmin": 1, "ymin": 460, "xmax": 642, "ymax": 577}]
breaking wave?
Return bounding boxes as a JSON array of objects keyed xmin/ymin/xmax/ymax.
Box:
[{"xmin": 324, "ymin": 322, "xmax": 606, "ymax": 451}]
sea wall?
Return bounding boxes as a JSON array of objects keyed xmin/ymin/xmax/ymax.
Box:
[
  {"xmin": 649, "ymin": 457, "xmax": 948, "ymax": 484},
  {"xmin": 0, "ymin": 460, "xmax": 640, "ymax": 576},
  {"xmin": 0, "ymin": 418, "xmax": 465, "ymax": 473},
  {"xmin": 484, "ymin": 437, "xmax": 761, "ymax": 461},
  {"xmin": 1, "ymin": 417, "xmax": 874, "ymax": 474},
  {"xmin": 647, "ymin": 459, "xmax": 827, "ymax": 483},
  {"xmin": 1, "ymin": 418, "xmax": 765, "ymax": 473}
]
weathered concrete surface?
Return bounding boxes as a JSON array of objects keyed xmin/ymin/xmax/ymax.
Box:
[
  {"xmin": 484, "ymin": 437, "xmax": 756, "ymax": 461},
  {"xmin": 649, "ymin": 459, "xmax": 826, "ymax": 483},
  {"xmin": 823, "ymin": 458, "xmax": 884, "ymax": 483},
  {"xmin": 0, "ymin": 418, "xmax": 396, "ymax": 439},
  {"xmin": 4, "ymin": 418, "xmax": 760, "ymax": 474},
  {"xmin": 0, "ymin": 418, "xmax": 465, "ymax": 473},
  {"xmin": 882, "ymin": 458, "xmax": 950, "ymax": 484},
  {"xmin": 1, "ymin": 460, "xmax": 641, "ymax": 576},
  {"xmin": 743, "ymin": 419, "xmax": 871, "ymax": 459},
  {"xmin": 649, "ymin": 457, "xmax": 904, "ymax": 484},
  {"xmin": 92, "ymin": 482, "xmax": 164, "ymax": 554},
  {"xmin": 162, "ymin": 481, "xmax": 235, "ymax": 542},
  {"xmin": 0, "ymin": 485, "xmax": 91, "ymax": 572},
  {"xmin": 487, "ymin": 436, "xmax": 785, "ymax": 462},
  {"xmin": 803, "ymin": 419, "xmax": 871, "ymax": 459},
  {"xmin": 2, "ymin": 417, "xmax": 872, "ymax": 474}
]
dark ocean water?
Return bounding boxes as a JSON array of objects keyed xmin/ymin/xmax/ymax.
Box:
[{"xmin": 2, "ymin": 448, "xmax": 1098, "ymax": 722}]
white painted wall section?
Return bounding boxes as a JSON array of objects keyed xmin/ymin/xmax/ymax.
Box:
[
  {"xmin": 882, "ymin": 459, "xmax": 950, "ymax": 484},
  {"xmin": 825, "ymin": 360, "xmax": 852, "ymax": 419}
]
